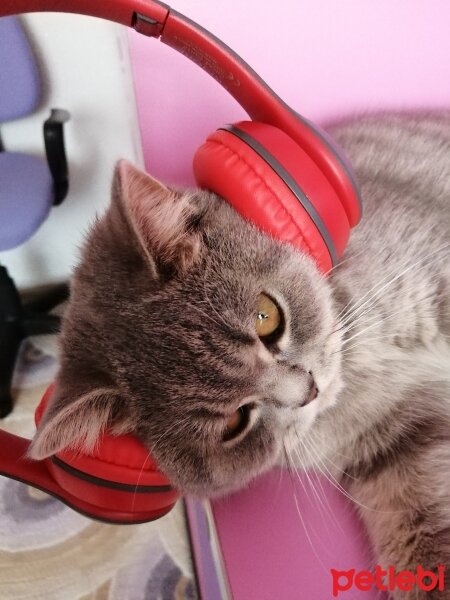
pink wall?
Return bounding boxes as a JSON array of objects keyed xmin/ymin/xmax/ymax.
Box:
[{"xmin": 128, "ymin": 0, "xmax": 450, "ymax": 187}]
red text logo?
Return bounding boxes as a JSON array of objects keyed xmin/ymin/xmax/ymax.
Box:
[{"xmin": 331, "ymin": 565, "xmax": 446, "ymax": 597}]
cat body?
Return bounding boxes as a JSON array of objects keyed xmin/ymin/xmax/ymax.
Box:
[
  {"xmin": 300, "ymin": 115, "xmax": 450, "ymax": 594},
  {"xmin": 30, "ymin": 114, "xmax": 450, "ymax": 597}
]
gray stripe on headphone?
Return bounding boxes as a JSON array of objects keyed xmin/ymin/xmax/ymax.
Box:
[
  {"xmin": 292, "ymin": 112, "xmax": 362, "ymax": 216},
  {"xmin": 219, "ymin": 125, "xmax": 338, "ymax": 267}
]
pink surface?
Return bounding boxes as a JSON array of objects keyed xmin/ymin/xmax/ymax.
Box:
[
  {"xmin": 212, "ymin": 470, "xmax": 385, "ymax": 600},
  {"xmin": 128, "ymin": 0, "xmax": 450, "ymax": 187}
]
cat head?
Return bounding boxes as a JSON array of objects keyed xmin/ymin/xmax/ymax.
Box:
[{"xmin": 29, "ymin": 161, "xmax": 343, "ymax": 497}]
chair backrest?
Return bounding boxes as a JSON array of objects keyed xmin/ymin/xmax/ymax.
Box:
[
  {"xmin": 0, "ymin": 152, "xmax": 53, "ymax": 251},
  {"xmin": 0, "ymin": 15, "xmax": 41, "ymax": 123},
  {"xmin": 0, "ymin": 16, "xmax": 54, "ymax": 252}
]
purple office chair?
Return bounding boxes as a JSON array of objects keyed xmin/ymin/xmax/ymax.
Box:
[{"xmin": 0, "ymin": 16, "xmax": 71, "ymax": 417}]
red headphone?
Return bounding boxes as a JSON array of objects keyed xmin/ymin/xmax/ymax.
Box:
[{"xmin": 0, "ymin": 0, "xmax": 362, "ymax": 524}]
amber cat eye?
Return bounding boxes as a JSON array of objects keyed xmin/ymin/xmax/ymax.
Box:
[
  {"xmin": 256, "ymin": 293, "xmax": 282, "ymax": 339},
  {"xmin": 223, "ymin": 405, "xmax": 251, "ymax": 442}
]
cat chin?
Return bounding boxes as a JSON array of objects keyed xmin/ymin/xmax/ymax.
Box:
[
  {"xmin": 280, "ymin": 406, "xmax": 317, "ymax": 456},
  {"xmin": 180, "ymin": 465, "xmax": 278, "ymax": 500},
  {"xmin": 190, "ymin": 480, "xmax": 255, "ymax": 500},
  {"xmin": 173, "ymin": 444, "xmax": 284, "ymax": 499}
]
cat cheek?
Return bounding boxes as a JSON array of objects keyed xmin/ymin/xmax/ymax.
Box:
[{"xmin": 315, "ymin": 373, "xmax": 344, "ymax": 412}]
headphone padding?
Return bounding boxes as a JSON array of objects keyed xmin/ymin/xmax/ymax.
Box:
[
  {"xmin": 35, "ymin": 385, "xmax": 171, "ymax": 488},
  {"xmin": 229, "ymin": 121, "xmax": 351, "ymax": 257},
  {"xmin": 194, "ymin": 126, "xmax": 350, "ymax": 272}
]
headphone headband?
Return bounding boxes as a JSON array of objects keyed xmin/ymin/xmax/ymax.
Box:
[{"xmin": 2, "ymin": 0, "xmax": 361, "ymax": 229}]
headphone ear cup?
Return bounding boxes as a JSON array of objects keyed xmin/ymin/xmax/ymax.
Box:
[
  {"xmin": 193, "ymin": 122, "xmax": 352, "ymax": 273},
  {"xmin": 35, "ymin": 385, "xmax": 178, "ymax": 522}
]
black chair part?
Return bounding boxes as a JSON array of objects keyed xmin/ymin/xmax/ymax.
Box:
[
  {"xmin": 0, "ymin": 266, "xmax": 68, "ymax": 418},
  {"xmin": 43, "ymin": 108, "xmax": 70, "ymax": 205}
]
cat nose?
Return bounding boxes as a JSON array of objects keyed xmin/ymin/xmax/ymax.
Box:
[
  {"xmin": 275, "ymin": 361, "xmax": 319, "ymax": 406},
  {"xmin": 302, "ymin": 372, "xmax": 319, "ymax": 406}
]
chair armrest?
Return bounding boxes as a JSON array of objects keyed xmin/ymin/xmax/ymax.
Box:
[{"xmin": 43, "ymin": 108, "xmax": 70, "ymax": 205}]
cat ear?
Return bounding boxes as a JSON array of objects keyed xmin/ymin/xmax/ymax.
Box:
[
  {"xmin": 112, "ymin": 160, "xmax": 204, "ymax": 275},
  {"xmin": 28, "ymin": 384, "xmax": 131, "ymax": 460}
]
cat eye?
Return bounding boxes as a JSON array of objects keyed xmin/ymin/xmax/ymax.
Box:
[
  {"xmin": 223, "ymin": 404, "xmax": 252, "ymax": 442},
  {"xmin": 256, "ymin": 293, "xmax": 283, "ymax": 340}
]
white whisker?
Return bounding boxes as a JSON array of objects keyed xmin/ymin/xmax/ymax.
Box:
[
  {"xmin": 341, "ymin": 269, "xmax": 444, "ymax": 336},
  {"xmin": 282, "ymin": 444, "xmax": 330, "ymax": 574},
  {"xmin": 306, "ymin": 429, "xmax": 359, "ymax": 481},
  {"xmin": 339, "ymin": 243, "xmax": 449, "ymax": 328},
  {"xmin": 303, "ymin": 432, "xmax": 406, "ymax": 516},
  {"xmin": 328, "ymin": 247, "xmax": 366, "ymax": 278},
  {"xmin": 295, "ymin": 436, "xmax": 347, "ymax": 537},
  {"xmin": 131, "ymin": 453, "xmax": 150, "ymax": 512},
  {"xmin": 341, "ymin": 291, "xmax": 436, "ymax": 347},
  {"xmin": 293, "ymin": 440, "xmax": 334, "ymax": 532},
  {"xmin": 189, "ymin": 302, "xmax": 231, "ymax": 331}
]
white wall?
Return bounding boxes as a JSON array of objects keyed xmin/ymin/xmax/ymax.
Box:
[{"xmin": 0, "ymin": 13, "xmax": 143, "ymax": 289}]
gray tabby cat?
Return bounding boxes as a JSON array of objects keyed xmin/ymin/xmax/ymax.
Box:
[{"xmin": 30, "ymin": 113, "xmax": 450, "ymax": 597}]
